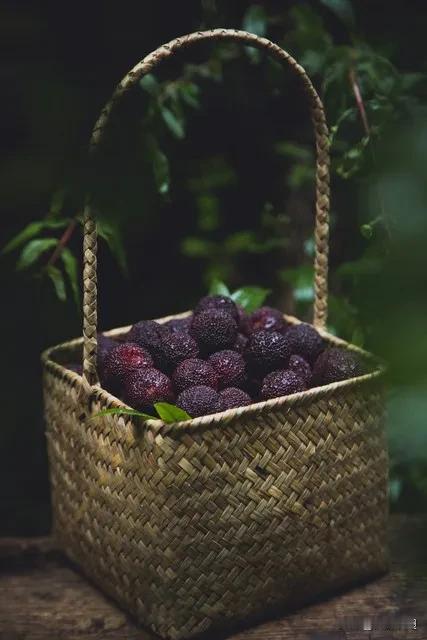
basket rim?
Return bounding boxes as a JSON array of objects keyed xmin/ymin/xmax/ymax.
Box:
[{"xmin": 42, "ymin": 312, "xmax": 386, "ymax": 434}]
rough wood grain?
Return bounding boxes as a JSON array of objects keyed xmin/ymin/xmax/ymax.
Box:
[{"xmin": 0, "ymin": 516, "xmax": 426, "ymax": 640}]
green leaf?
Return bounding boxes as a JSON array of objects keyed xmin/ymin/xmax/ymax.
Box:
[
  {"xmin": 152, "ymin": 145, "xmax": 170, "ymax": 195},
  {"xmin": 161, "ymin": 107, "xmax": 185, "ymax": 139},
  {"xmin": 91, "ymin": 407, "xmax": 155, "ymax": 421},
  {"xmin": 154, "ymin": 403, "xmax": 191, "ymax": 423},
  {"xmin": 319, "ymin": 0, "xmax": 355, "ymax": 27},
  {"xmin": 280, "ymin": 265, "xmax": 314, "ymax": 303},
  {"xmin": 2, "ymin": 219, "xmax": 69, "ymax": 255},
  {"xmin": 61, "ymin": 248, "xmax": 80, "ymax": 307},
  {"xmin": 139, "ymin": 73, "xmax": 160, "ymax": 96},
  {"xmin": 231, "ymin": 286, "xmax": 271, "ymax": 312},
  {"xmin": 16, "ymin": 238, "xmax": 58, "ymax": 270},
  {"xmin": 209, "ymin": 279, "xmax": 231, "ymax": 296},
  {"xmin": 3, "ymin": 222, "xmax": 45, "ymax": 254},
  {"xmin": 360, "ymin": 223, "xmax": 373, "ymax": 239},
  {"xmin": 97, "ymin": 218, "xmax": 128, "ymax": 275},
  {"xmin": 196, "ymin": 194, "xmax": 220, "ymax": 231},
  {"xmin": 49, "ymin": 189, "xmax": 66, "ymax": 216},
  {"xmin": 243, "ymin": 4, "xmax": 267, "ymax": 36},
  {"xmin": 389, "ymin": 477, "xmax": 402, "ymax": 503},
  {"xmin": 47, "ymin": 265, "xmax": 66, "ymax": 301},
  {"xmin": 179, "ymin": 82, "xmax": 200, "ymax": 109},
  {"xmin": 181, "ymin": 237, "xmax": 215, "ymax": 258}
]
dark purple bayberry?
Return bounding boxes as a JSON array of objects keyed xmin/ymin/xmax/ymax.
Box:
[
  {"xmin": 102, "ymin": 342, "xmax": 153, "ymax": 392},
  {"xmin": 233, "ymin": 332, "xmax": 249, "ymax": 354},
  {"xmin": 288, "ymin": 354, "xmax": 312, "ymax": 384},
  {"xmin": 312, "ymin": 347, "xmax": 364, "ymax": 386},
  {"xmin": 208, "ymin": 350, "xmax": 247, "ymax": 390},
  {"xmin": 283, "ymin": 323, "xmax": 324, "ymax": 364},
  {"xmin": 261, "ymin": 369, "xmax": 307, "ymax": 400},
  {"xmin": 194, "ymin": 295, "xmax": 239, "ymax": 322},
  {"xmin": 172, "ymin": 358, "xmax": 219, "ymax": 393},
  {"xmin": 244, "ymin": 330, "xmax": 290, "ymax": 376},
  {"xmin": 236, "ymin": 304, "xmax": 252, "ymax": 336},
  {"xmin": 160, "ymin": 331, "xmax": 199, "ymax": 371},
  {"xmin": 123, "ymin": 367, "xmax": 174, "ymax": 409},
  {"xmin": 190, "ymin": 310, "xmax": 238, "ymax": 354},
  {"xmin": 249, "ymin": 306, "xmax": 285, "ymax": 334},
  {"xmin": 97, "ymin": 333, "xmax": 117, "ymax": 369},
  {"xmin": 246, "ymin": 376, "xmax": 263, "ymax": 399},
  {"xmin": 176, "ymin": 385, "xmax": 221, "ymax": 418},
  {"xmin": 126, "ymin": 320, "xmax": 165, "ymax": 366},
  {"xmin": 219, "ymin": 387, "xmax": 251, "ymax": 411},
  {"xmin": 163, "ymin": 316, "xmax": 192, "ymax": 334}
]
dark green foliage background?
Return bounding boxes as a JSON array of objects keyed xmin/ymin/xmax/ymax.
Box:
[{"xmin": 1, "ymin": 0, "xmax": 427, "ymax": 534}]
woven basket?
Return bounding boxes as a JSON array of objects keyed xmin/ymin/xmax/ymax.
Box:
[{"xmin": 43, "ymin": 29, "xmax": 389, "ymax": 640}]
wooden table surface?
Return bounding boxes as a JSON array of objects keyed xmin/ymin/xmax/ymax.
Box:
[{"xmin": 0, "ymin": 516, "xmax": 426, "ymax": 640}]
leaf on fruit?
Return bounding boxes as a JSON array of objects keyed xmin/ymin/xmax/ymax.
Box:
[
  {"xmin": 47, "ymin": 265, "xmax": 66, "ymax": 301},
  {"xmin": 153, "ymin": 402, "xmax": 191, "ymax": 422},
  {"xmin": 231, "ymin": 286, "xmax": 271, "ymax": 312},
  {"xmin": 91, "ymin": 407, "xmax": 155, "ymax": 421},
  {"xmin": 209, "ymin": 279, "xmax": 231, "ymax": 296},
  {"xmin": 16, "ymin": 238, "xmax": 58, "ymax": 270}
]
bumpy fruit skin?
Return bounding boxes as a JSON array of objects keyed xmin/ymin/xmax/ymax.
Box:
[
  {"xmin": 176, "ymin": 385, "xmax": 221, "ymax": 418},
  {"xmin": 190, "ymin": 310, "xmax": 238, "ymax": 354},
  {"xmin": 233, "ymin": 332, "xmax": 249, "ymax": 353},
  {"xmin": 288, "ymin": 354, "xmax": 312, "ymax": 384},
  {"xmin": 126, "ymin": 320, "xmax": 165, "ymax": 366},
  {"xmin": 194, "ymin": 295, "xmax": 239, "ymax": 322},
  {"xmin": 172, "ymin": 358, "xmax": 219, "ymax": 393},
  {"xmin": 236, "ymin": 304, "xmax": 252, "ymax": 336},
  {"xmin": 283, "ymin": 323, "xmax": 324, "ymax": 364},
  {"xmin": 261, "ymin": 369, "xmax": 307, "ymax": 400},
  {"xmin": 208, "ymin": 350, "xmax": 247, "ymax": 390},
  {"xmin": 97, "ymin": 333, "xmax": 117, "ymax": 369},
  {"xmin": 163, "ymin": 316, "xmax": 192, "ymax": 334},
  {"xmin": 249, "ymin": 306, "xmax": 285, "ymax": 334},
  {"xmin": 219, "ymin": 387, "xmax": 251, "ymax": 410},
  {"xmin": 312, "ymin": 347, "xmax": 363, "ymax": 386},
  {"xmin": 102, "ymin": 342, "xmax": 153, "ymax": 392},
  {"xmin": 123, "ymin": 367, "xmax": 174, "ymax": 409},
  {"xmin": 160, "ymin": 331, "xmax": 199, "ymax": 371},
  {"xmin": 244, "ymin": 330, "xmax": 290, "ymax": 375}
]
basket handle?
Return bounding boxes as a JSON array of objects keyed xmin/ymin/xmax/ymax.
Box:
[{"xmin": 82, "ymin": 28, "xmax": 330, "ymax": 387}]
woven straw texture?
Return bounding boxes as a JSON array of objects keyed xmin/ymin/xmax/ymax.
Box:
[
  {"xmin": 43, "ymin": 316, "xmax": 388, "ymax": 639},
  {"xmin": 42, "ymin": 29, "xmax": 389, "ymax": 640}
]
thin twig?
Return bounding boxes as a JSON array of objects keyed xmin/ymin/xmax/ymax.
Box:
[{"xmin": 47, "ymin": 218, "xmax": 78, "ymax": 267}]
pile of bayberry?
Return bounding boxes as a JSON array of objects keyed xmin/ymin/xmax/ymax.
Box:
[{"xmin": 71, "ymin": 295, "xmax": 364, "ymax": 419}]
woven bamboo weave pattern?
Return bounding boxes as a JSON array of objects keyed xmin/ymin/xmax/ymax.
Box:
[
  {"xmin": 43, "ymin": 318, "xmax": 388, "ymax": 639},
  {"xmin": 43, "ymin": 28, "xmax": 389, "ymax": 640}
]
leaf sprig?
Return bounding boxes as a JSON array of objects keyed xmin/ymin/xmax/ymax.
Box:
[
  {"xmin": 209, "ymin": 279, "xmax": 271, "ymax": 313},
  {"xmin": 92, "ymin": 402, "xmax": 191, "ymax": 424}
]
